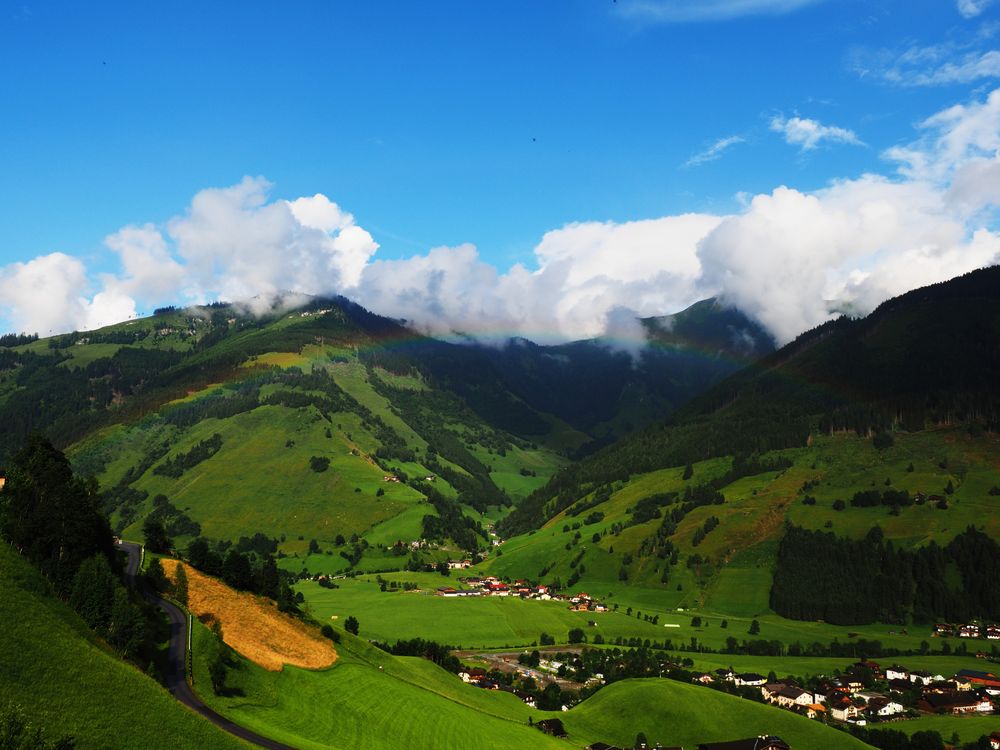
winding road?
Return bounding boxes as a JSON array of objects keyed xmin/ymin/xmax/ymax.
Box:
[{"xmin": 118, "ymin": 542, "xmax": 299, "ymax": 750}]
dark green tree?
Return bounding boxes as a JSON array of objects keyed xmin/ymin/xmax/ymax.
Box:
[
  {"xmin": 345, "ymin": 615, "xmax": 360, "ymax": 635},
  {"xmin": 142, "ymin": 516, "xmax": 171, "ymax": 554},
  {"xmin": 174, "ymin": 563, "xmax": 189, "ymax": 605},
  {"xmin": 0, "ymin": 434, "xmax": 114, "ymax": 592},
  {"xmin": 69, "ymin": 555, "xmax": 116, "ymax": 631},
  {"xmin": 221, "ymin": 550, "xmax": 253, "ymax": 591}
]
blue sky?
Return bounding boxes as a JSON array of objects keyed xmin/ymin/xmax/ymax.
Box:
[{"xmin": 1, "ymin": 0, "xmax": 998, "ymax": 341}]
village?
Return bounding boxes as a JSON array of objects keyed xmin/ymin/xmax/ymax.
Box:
[
  {"xmin": 690, "ymin": 658, "xmax": 1000, "ymax": 728},
  {"xmin": 436, "ymin": 574, "xmax": 610, "ymax": 612}
]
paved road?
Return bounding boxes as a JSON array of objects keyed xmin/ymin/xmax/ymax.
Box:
[{"xmin": 119, "ymin": 542, "xmax": 299, "ymax": 750}]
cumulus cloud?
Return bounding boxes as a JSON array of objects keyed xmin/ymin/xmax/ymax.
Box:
[
  {"xmin": 617, "ymin": 0, "xmax": 827, "ymax": 23},
  {"xmin": 683, "ymin": 135, "xmax": 746, "ymax": 167},
  {"xmin": 0, "ymin": 253, "xmax": 136, "ymax": 335},
  {"xmin": 354, "ymin": 214, "xmax": 722, "ymax": 344},
  {"xmin": 1, "ymin": 89, "xmax": 998, "ymax": 350},
  {"xmin": 770, "ymin": 115, "xmax": 864, "ymax": 151},
  {"xmin": 957, "ymin": 0, "xmax": 994, "ymax": 18}
]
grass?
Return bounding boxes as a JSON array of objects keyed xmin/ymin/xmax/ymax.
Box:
[
  {"xmin": 189, "ymin": 621, "xmax": 569, "ymax": 750},
  {"xmin": 0, "ymin": 544, "xmax": 246, "ymax": 750},
  {"xmin": 297, "ymin": 575, "xmax": 678, "ymax": 649},
  {"xmin": 894, "ymin": 715, "xmax": 1000, "ymax": 745},
  {"xmin": 123, "ymin": 403, "xmax": 426, "ymax": 543},
  {"xmin": 561, "ymin": 678, "xmax": 873, "ymax": 749}
]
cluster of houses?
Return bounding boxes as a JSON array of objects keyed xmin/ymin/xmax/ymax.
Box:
[
  {"xmin": 691, "ymin": 660, "xmax": 999, "ymax": 726},
  {"xmin": 436, "ymin": 578, "xmax": 609, "ymax": 611},
  {"xmin": 934, "ymin": 622, "xmax": 1000, "ymax": 640}
]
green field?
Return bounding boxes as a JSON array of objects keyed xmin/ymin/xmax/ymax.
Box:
[
  {"xmin": 188, "ymin": 607, "xmax": 878, "ymax": 750},
  {"xmin": 894, "ymin": 715, "xmax": 1000, "ymax": 745},
  {"xmin": 190, "ymin": 621, "xmax": 568, "ymax": 750},
  {"xmin": 560, "ymin": 678, "xmax": 872, "ymax": 749},
  {"xmin": 296, "ymin": 575, "xmax": 668, "ymax": 648},
  {"xmin": 0, "ymin": 544, "xmax": 245, "ymax": 750}
]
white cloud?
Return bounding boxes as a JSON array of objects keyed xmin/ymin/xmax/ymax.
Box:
[
  {"xmin": 354, "ymin": 214, "xmax": 722, "ymax": 344},
  {"xmin": 770, "ymin": 115, "xmax": 864, "ymax": 151},
  {"xmin": 2, "ymin": 89, "xmax": 998, "ymax": 351},
  {"xmin": 0, "ymin": 252, "xmax": 136, "ymax": 336},
  {"xmin": 957, "ymin": 0, "xmax": 994, "ymax": 18},
  {"xmin": 849, "ymin": 37, "xmax": 1000, "ymax": 87},
  {"xmin": 617, "ymin": 0, "xmax": 827, "ymax": 23},
  {"xmin": 683, "ymin": 135, "xmax": 746, "ymax": 167}
]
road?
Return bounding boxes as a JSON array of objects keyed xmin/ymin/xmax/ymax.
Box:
[{"xmin": 119, "ymin": 542, "xmax": 299, "ymax": 750}]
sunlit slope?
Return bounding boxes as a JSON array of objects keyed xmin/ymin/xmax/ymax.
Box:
[
  {"xmin": 561, "ymin": 679, "xmax": 873, "ymax": 750},
  {"xmin": 485, "ymin": 427, "xmax": 1000, "ymax": 616},
  {"xmin": 0, "ymin": 544, "xmax": 245, "ymax": 750},
  {"xmin": 189, "ymin": 619, "xmax": 568, "ymax": 750}
]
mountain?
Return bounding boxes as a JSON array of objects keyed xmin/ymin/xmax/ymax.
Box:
[
  {"xmin": 490, "ymin": 266, "xmax": 1000, "ymax": 625},
  {"xmin": 478, "ymin": 298, "xmax": 774, "ymax": 452},
  {"xmin": 0, "ymin": 294, "xmax": 768, "ymax": 564},
  {"xmin": 501, "ymin": 265, "xmax": 1000, "ymax": 536}
]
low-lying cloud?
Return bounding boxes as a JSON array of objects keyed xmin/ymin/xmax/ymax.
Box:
[{"xmin": 1, "ymin": 88, "xmax": 998, "ymax": 347}]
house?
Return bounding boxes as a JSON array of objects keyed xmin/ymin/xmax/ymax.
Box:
[
  {"xmin": 910, "ymin": 670, "xmax": 934, "ymax": 686},
  {"xmin": 715, "ymin": 668, "xmax": 735, "ymax": 681},
  {"xmin": 959, "ymin": 624, "xmax": 982, "ymax": 638},
  {"xmin": 692, "ymin": 672, "xmax": 715, "ymax": 685},
  {"xmin": 885, "ymin": 665, "xmax": 909, "ymax": 681},
  {"xmin": 734, "ymin": 673, "xmax": 766, "ymax": 687},
  {"xmin": 917, "ymin": 693, "xmax": 993, "ymax": 714},
  {"xmin": 803, "ymin": 704, "xmax": 826, "ymax": 720},
  {"xmin": 761, "ymin": 683, "xmax": 787, "ymax": 702},
  {"xmin": 933, "ymin": 623, "xmax": 953, "ymax": 636},
  {"xmin": 987, "ymin": 626, "xmax": 1000, "ymax": 640},
  {"xmin": 536, "ymin": 718, "xmax": 567, "ymax": 737},
  {"xmin": 858, "ymin": 693, "xmax": 904, "ymax": 717},
  {"xmin": 987, "ymin": 732, "xmax": 1000, "ymax": 749},
  {"xmin": 778, "ymin": 687, "xmax": 813, "ymax": 708},
  {"xmin": 458, "ymin": 667, "xmax": 486, "ymax": 683},
  {"xmin": 436, "ymin": 587, "xmax": 460, "ymax": 597},
  {"xmin": 956, "ymin": 669, "xmax": 1000, "ymax": 689},
  {"xmin": 697, "ymin": 737, "xmax": 790, "ymax": 750},
  {"xmin": 0, "ymin": 473, "xmax": 5, "ymax": 491},
  {"xmin": 829, "ymin": 698, "xmax": 861, "ymax": 722}
]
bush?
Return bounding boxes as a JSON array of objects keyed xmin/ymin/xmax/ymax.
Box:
[{"xmin": 309, "ymin": 456, "xmax": 331, "ymax": 473}]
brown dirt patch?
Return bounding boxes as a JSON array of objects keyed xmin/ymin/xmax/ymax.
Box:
[{"xmin": 165, "ymin": 559, "xmax": 336, "ymax": 671}]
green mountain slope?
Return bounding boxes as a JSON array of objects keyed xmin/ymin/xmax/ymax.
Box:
[
  {"xmin": 482, "ymin": 267, "xmax": 1000, "ymax": 636},
  {"xmin": 0, "ymin": 543, "xmax": 245, "ymax": 750}
]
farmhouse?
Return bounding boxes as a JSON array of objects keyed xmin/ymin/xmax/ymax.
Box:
[
  {"xmin": 988, "ymin": 732, "xmax": 1000, "ymax": 749},
  {"xmin": 955, "ymin": 669, "xmax": 1000, "ymax": 689},
  {"xmin": 734, "ymin": 672, "xmax": 766, "ymax": 687},
  {"xmin": 916, "ymin": 693, "xmax": 993, "ymax": 714}
]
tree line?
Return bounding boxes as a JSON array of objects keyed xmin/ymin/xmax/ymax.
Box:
[{"xmin": 771, "ymin": 524, "xmax": 1000, "ymax": 624}]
